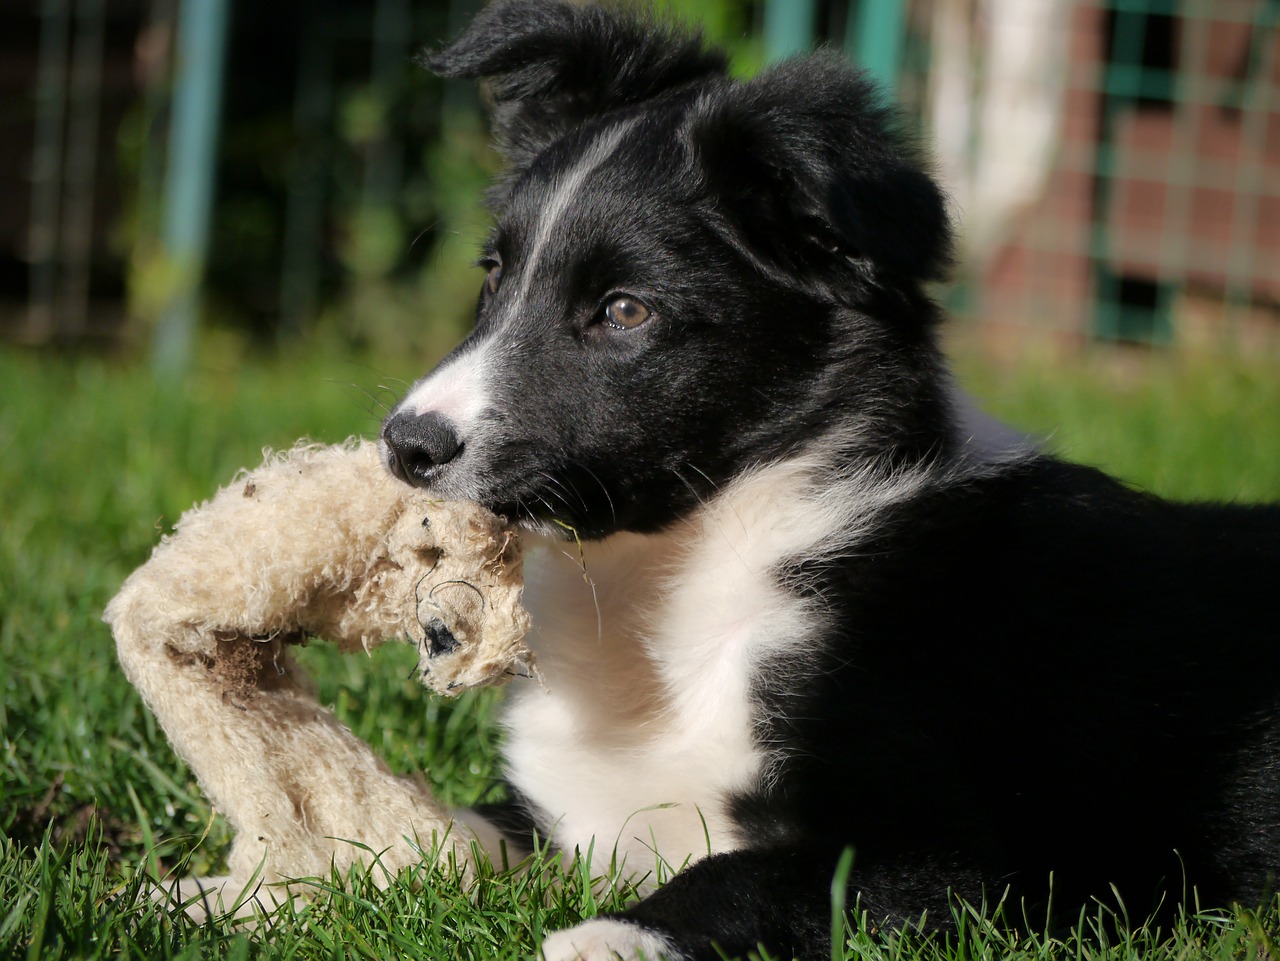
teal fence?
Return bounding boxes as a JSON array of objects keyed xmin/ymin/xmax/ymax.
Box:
[{"xmin": 5, "ymin": 0, "xmax": 1277, "ymax": 363}]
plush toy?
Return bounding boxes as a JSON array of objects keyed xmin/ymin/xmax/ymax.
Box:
[{"xmin": 104, "ymin": 439, "xmax": 534, "ymax": 917}]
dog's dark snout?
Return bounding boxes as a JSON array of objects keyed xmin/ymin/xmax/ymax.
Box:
[{"xmin": 382, "ymin": 410, "xmax": 462, "ymax": 486}]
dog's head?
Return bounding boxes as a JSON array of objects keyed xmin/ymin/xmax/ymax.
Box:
[{"xmin": 381, "ymin": 0, "xmax": 953, "ymax": 538}]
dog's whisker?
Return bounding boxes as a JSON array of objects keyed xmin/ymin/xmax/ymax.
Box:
[
  {"xmin": 685, "ymin": 459, "xmax": 752, "ymax": 542},
  {"xmin": 682, "ymin": 462, "xmax": 719, "ymax": 494},
  {"xmin": 377, "ymin": 378, "xmax": 412, "ymax": 394},
  {"xmin": 529, "ymin": 474, "xmax": 565, "ymax": 510},
  {"xmin": 408, "ymin": 223, "xmax": 439, "ymax": 253},
  {"xmin": 539, "ymin": 471, "xmax": 584, "ymax": 515},
  {"xmin": 668, "ymin": 465, "xmax": 751, "ymax": 572},
  {"xmin": 342, "ymin": 381, "xmax": 394, "ymax": 417},
  {"xmin": 571, "ymin": 462, "xmax": 617, "ymax": 527}
]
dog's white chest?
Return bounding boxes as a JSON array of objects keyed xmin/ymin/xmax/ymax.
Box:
[
  {"xmin": 498, "ymin": 460, "xmax": 844, "ymax": 882},
  {"xmin": 502, "ymin": 519, "xmax": 799, "ymax": 881}
]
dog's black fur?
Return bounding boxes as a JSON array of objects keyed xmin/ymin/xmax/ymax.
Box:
[{"xmin": 380, "ymin": 3, "xmax": 1280, "ymax": 959}]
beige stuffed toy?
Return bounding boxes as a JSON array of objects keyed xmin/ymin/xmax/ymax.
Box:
[{"xmin": 104, "ymin": 439, "xmax": 534, "ymax": 917}]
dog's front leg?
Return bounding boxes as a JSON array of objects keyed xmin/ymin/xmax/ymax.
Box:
[
  {"xmin": 538, "ymin": 846, "xmax": 829, "ymax": 961},
  {"xmin": 539, "ymin": 845, "xmax": 968, "ymax": 961}
]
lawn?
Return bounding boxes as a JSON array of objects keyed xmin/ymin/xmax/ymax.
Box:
[{"xmin": 2, "ymin": 341, "xmax": 1279, "ymax": 960}]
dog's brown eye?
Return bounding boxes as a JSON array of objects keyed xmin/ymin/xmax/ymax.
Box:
[
  {"xmin": 485, "ymin": 264, "xmax": 503, "ymax": 295},
  {"xmin": 604, "ymin": 296, "xmax": 651, "ymax": 329}
]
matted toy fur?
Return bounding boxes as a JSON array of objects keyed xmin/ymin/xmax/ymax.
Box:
[{"xmin": 104, "ymin": 439, "xmax": 533, "ymax": 915}]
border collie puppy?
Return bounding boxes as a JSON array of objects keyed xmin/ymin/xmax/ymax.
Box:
[{"xmin": 380, "ymin": 3, "xmax": 1280, "ymax": 959}]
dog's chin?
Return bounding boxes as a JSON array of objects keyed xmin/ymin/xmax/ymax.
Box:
[{"xmin": 488, "ymin": 500, "xmax": 588, "ymax": 540}]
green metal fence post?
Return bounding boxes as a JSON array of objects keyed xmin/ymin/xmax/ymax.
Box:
[
  {"xmin": 153, "ymin": 0, "xmax": 232, "ymax": 379},
  {"xmin": 26, "ymin": 0, "xmax": 71, "ymax": 343},
  {"xmin": 1091, "ymin": 4, "xmax": 1174, "ymax": 344},
  {"xmin": 764, "ymin": 0, "xmax": 817, "ymax": 61},
  {"xmin": 849, "ymin": 0, "xmax": 904, "ymax": 96}
]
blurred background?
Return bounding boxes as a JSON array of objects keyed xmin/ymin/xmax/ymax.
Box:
[
  {"xmin": 2, "ymin": 0, "xmax": 1278, "ymax": 371},
  {"xmin": 4, "ymin": 1, "xmax": 1280, "ymax": 916}
]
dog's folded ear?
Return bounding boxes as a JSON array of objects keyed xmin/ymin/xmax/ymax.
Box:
[
  {"xmin": 423, "ymin": 0, "xmax": 726, "ymax": 171},
  {"xmin": 690, "ymin": 54, "xmax": 953, "ymax": 298}
]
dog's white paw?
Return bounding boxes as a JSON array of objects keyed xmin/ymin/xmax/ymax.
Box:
[{"xmin": 539, "ymin": 918, "xmax": 679, "ymax": 961}]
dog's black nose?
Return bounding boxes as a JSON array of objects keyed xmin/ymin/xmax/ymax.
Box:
[{"xmin": 382, "ymin": 410, "xmax": 462, "ymax": 486}]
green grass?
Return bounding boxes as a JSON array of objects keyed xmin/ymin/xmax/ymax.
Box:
[
  {"xmin": 955, "ymin": 346, "xmax": 1280, "ymax": 503},
  {"xmin": 3, "ymin": 342, "xmax": 1280, "ymax": 960}
]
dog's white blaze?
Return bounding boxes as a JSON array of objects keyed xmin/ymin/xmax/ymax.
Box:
[
  {"xmin": 395, "ymin": 121, "xmax": 635, "ymax": 466},
  {"xmin": 502, "ymin": 449, "xmax": 940, "ymax": 885},
  {"xmin": 510, "ymin": 120, "xmax": 637, "ymax": 309},
  {"xmin": 400, "ymin": 339, "xmax": 493, "ymax": 434}
]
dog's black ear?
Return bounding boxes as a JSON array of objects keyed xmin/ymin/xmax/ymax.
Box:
[
  {"xmin": 691, "ymin": 53, "xmax": 952, "ymax": 295},
  {"xmin": 423, "ymin": 0, "xmax": 727, "ymax": 171}
]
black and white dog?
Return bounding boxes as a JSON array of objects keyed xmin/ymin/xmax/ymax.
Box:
[{"xmin": 379, "ymin": 3, "xmax": 1280, "ymax": 959}]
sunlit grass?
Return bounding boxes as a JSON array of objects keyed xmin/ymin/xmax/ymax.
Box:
[{"xmin": 3, "ymin": 342, "xmax": 1279, "ymax": 959}]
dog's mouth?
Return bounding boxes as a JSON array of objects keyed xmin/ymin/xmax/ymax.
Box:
[
  {"xmin": 488, "ymin": 499, "xmax": 585, "ymax": 540},
  {"xmin": 379, "ymin": 417, "xmax": 618, "ymax": 539},
  {"xmin": 487, "ymin": 499, "xmax": 537, "ymax": 526}
]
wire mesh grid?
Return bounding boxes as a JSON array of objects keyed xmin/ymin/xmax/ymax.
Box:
[{"xmin": 903, "ymin": 0, "xmax": 1280, "ymax": 350}]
